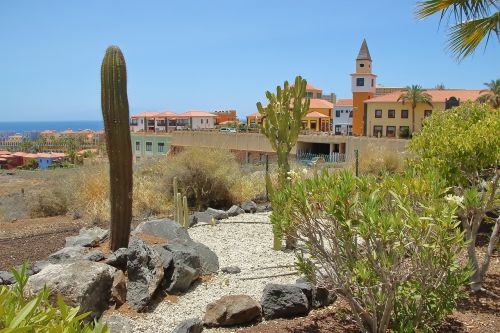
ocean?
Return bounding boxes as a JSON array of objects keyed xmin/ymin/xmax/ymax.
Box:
[{"xmin": 0, "ymin": 120, "xmax": 104, "ymax": 133}]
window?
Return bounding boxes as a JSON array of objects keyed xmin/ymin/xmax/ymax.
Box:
[
  {"xmin": 335, "ymin": 125, "xmax": 341, "ymax": 135},
  {"xmin": 356, "ymin": 78, "xmax": 364, "ymax": 87},
  {"xmin": 301, "ymin": 121, "xmax": 307, "ymax": 129},
  {"xmin": 130, "ymin": 119, "xmax": 138, "ymax": 126},
  {"xmin": 386, "ymin": 126, "xmax": 396, "ymax": 138},
  {"xmin": 347, "ymin": 125, "xmax": 352, "ymax": 135},
  {"xmin": 335, "ymin": 110, "xmax": 340, "ymax": 117},
  {"xmin": 373, "ymin": 125, "xmax": 383, "ymax": 137},
  {"xmin": 201, "ymin": 119, "xmax": 204, "ymax": 124},
  {"xmin": 375, "ymin": 109, "xmax": 382, "ymax": 118},
  {"xmin": 145, "ymin": 142, "xmax": 152, "ymax": 152},
  {"xmin": 399, "ymin": 126, "xmax": 410, "ymax": 138},
  {"xmin": 401, "ymin": 109, "xmax": 409, "ymax": 118},
  {"xmin": 158, "ymin": 142, "xmax": 165, "ymax": 153},
  {"xmin": 388, "ymin": 109, "xmax": 395, "ymax": 118},
  {"xmin": 140, "ymin": 119, "xmax": 144, "ymax": 124},
  {"xmin": 310, "ymin": 120, "xmax": 317, "ymax": 130},
  {"xmin": 349, "ymin": 111, "xmax": 353, "ymax": 118},
  {"xmin": 371, "ymin": 79, "xmax": 374, "ymax": 87},
  {"xmin": 360, "ymin": 63, "xmax": 365, "ymax": 67},
  {"xmin": 316, "ymin": 93, "xmax": 322, "ymax": 98},
  {"xmin": 424, "ymin": 110, "xmax": 432, "ymax": 118},
  {"xmin": 306, "ymin": 92, "xmax": 313, "ymax": 98},
  {"xmin": 135, "ymin": 141, "xmax": 140, "ymax": 151}
]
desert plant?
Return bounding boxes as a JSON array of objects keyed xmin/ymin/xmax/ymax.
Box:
[
  {"xmin": 354, "ymin": 144, "xmax": 404, "ymax": 176},
  {"xmin": 409, "ymin": 101, "xmax": 500, "ymax": 294},
  {"xmin": 28, "ymin": 189, "xmax": 69, "ymax": 218},
  {"xmin": 256, "ymin": 76, "xmax": 310, "ymax": 187},
  {"xmin": 276, "ymin": 170, "xmax": 469, "ymax": 332},
  {"xmin": 101, "ymin": 45, "xmax": 133, "ymax": 251},
  {"xmin": 0, "ymin": 263, "xmax": 108, "ymax": 332}
]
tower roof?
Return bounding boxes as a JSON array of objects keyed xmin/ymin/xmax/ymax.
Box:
[{"xmin": 356, "ymin": 39, "xmax": 372, "ymax": 61}]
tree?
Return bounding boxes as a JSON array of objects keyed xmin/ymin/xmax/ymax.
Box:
[
  {"xmin": 409, "ymin": 101, "xmax": 500, "ymax": 294},
  {"xmin": 397, "ymin": 85, "xmax": 433, "ymax": 133},
  {"xmin": 416, "ymin": 0, "xmax": 499, "ymax": 60},
  {"xmin": 435, "ymin": 83, "xmax": 446, "ymax": 89},
  {"xmin": 477, "ymin": 79, "xmax": 500, "ymax": 108}
]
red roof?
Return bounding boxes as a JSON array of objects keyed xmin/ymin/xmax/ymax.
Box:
[
  {"xmin": 309, "ymin": 99, "xmax": 333, "ymax": 109},
  {"xmin": 335, "ymin": 99, "xmax": 353, "ymax": 106},
  {"xmin": 178, "ymin": 111, "xmax": 217, "ymax": 117},
  {"xmin": 305, "ymin": 111, "xmax": 329, "ymax": 118},
  {"xmin": 131, "ymin": 111, "xmax": 161, "ymax": 118},
  {"xmin": 366, "ymin": 89, "xmax": 483, "ymax": 103},
  {"xmin": 246, "ymin": 112, "xmax": 262, "ymax": 118},
  {"xmin": 155, "ymin": 111, "xmax": 176, "ymax": 117}
]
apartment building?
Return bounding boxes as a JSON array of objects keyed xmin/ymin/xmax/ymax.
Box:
[{"xmin": 332, "ymin": 99, "xmax": 353, "ymax": 135}]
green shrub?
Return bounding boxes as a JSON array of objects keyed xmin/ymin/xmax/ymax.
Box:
[
  {"xmin": 0, "ymin": 264, "xmax": 108, "ymax": 332},
  {"xmin": 276, "ymin": 169, "xmax": 470, "ymax": 332},
  {"xmin": 28, "ymin": 189, "xmax": 69, "ymax": 218}
]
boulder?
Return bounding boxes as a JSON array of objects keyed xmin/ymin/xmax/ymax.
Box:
[
  {"xmin": 31, "ymin": 261, "xmax": 49, "ymax": 275},
  {"xmin": 190, "ymin": 241, "xmax": 219, "ymax": 273},
  {"xmin": 126, "ymin": 238, "xmax": 165, "ymax": 311},
  {"xmin": 227, "ymin": 205, "xmax": 245, "ymax": 217},
  {"xmin": 204, "ymin": 295, "xmax": 261, "ymax": 327},
  {"xmin": 106, "ymin": 314, "xmax": 136, "ymax": 333},
  {"xmin": 261, "ymin": 284, "xmax": 309, "ymax": 320},
  {"xmin": 205, "ymin": 208, "xmax": 228, "ymax": 220},
  {"xmin": 312, "ymin": 285, "xmax": 337, "ymax": 308},
  {"xmin": 104, "ymin": 248, "xmax": 128, "ymax": 269},
  {"xmin": 27, "ymin": 261, "xmax": 116, "ymax": 317},
  {"xmin": 85, "ymin": 250, "xmax": 105, "ymax": 262},
  {"xmin": 134, "ymin": 218, "xmax": 191, "ymax": 242},
  {"xmin": 0, "ymin": 271, "xmax": 15, "ymax": 285},
  {"xmin": 172, "ymin": 318, "xmax": 203, "ymax": 333},
  {"xmin": 221, "ymin": 266, "xmax": 241, "ymax": 274},
  {"xmin": 165, "ymin": 262, "xmax": 200, "ymax": 293},
  {"xmin": 153, "ymin": 245, "xmax": 174, "ymax": 271},
  {"xmin": 111, "ymin": 270, "xmax": 127, "ymax": 306},
  {"xmin": 241, "ymin": 201, "xmax": 257, "ymax": 213},
  {"xmin": 190, "ymin": 212, "xmax": 215, "ymax": 225},
  {"xmin": 48, "ymin": 246, "xmax": 88, "ymax": 263},
  {"xmin": 65, "ymin": 227, "xmax": 108, "ymax": 247}
]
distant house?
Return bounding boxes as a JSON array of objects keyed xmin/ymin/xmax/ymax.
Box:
[
  {"xmin": 332, "ymin": 99, "xmax": 353, "ymax": 135},
  {"xmin": 36, "ymin": 153, "xmax": 66, "ymax": 170},
  {"xmin": 176, "ymin": 111, "xmax": 217, "ymax": 129},
  {"xmin": 130, "ymin": 111, "xmax": 177, "ymax": 133}
]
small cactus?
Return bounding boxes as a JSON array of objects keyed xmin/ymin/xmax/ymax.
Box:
[
  {"xmin": 173, "ymin": 178, "xmax": 189, "ymax": 229},
  {"xmin": 101, "ymin": 45, "xmax": 132, "ymax": 251}
]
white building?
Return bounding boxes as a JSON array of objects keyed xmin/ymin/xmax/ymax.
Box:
[
  {"xmin": 130, "ymin": 111, "xmax": 178, "ymax": 133},
  {"xmin": 332, "ymin": 99, "xmax": 353, "ymax": 135},
  {"xmin": 176, "ymin": 111, "xmax": 217, "ymax": 129}
]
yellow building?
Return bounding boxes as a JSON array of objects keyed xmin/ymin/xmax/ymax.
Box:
[{"xmin": 365, "ymin": 89, "xmax": 483, "ymax": 138}]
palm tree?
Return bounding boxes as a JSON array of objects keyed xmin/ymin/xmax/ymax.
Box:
[
  {"xmin": 397, "ymin": 85, "xmax": 433, "ymax": 133},
  {"xmin": 477, "ymin": 79, "xmax": 500, "ymax": 108},
  {"xmin": 416, "ymin": 0, "xmax": 499, "ymax": 60}
]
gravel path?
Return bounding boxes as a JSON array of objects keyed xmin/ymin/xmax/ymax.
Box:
[{"xmin": 126, "ymin": 212, "xmax": 297, "ymax": 333}]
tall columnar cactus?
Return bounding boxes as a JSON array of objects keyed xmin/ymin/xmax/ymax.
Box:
[
  {"xmin": 256, "ymin": 76, "xmax": 310, "ymax": 187},
  {"xmin": 101, "ymin": 46, "xmax": 133, "ymax": 251}
]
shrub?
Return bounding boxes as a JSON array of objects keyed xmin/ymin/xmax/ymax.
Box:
[
  {"xmin": 28, "ymin": 189, "xmax": 68, "ymax": 218},
  {"xmin": 0, "ymin": 264, "xmax": 108, "ymax": 332},
  {"xmin": 354, "ymin": 144, "xmax": 404, "ymax": 176},
  {"xmin": 156, "ymin": 147, "xmax": 256, "ymax": 209},
  {"xmin": 275, "ymin": 169, "xmax": 469, "ymax": 332}
]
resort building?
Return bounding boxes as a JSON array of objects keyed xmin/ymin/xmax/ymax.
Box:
[
  {"xmin": 175, "ymin": 111, "xmax": 217, "ymax": 129},
  {"xmin": 213, "ymin": 110, "xmax": 239, "ymax": 125},
  {"xmin": 332, "ymin": 99, "xmax": 353, "ymax": 135},
  {"xmin": 130, "ymin": 111, "xmax": 177, "ymax": 133},
  {"xmin": 131, "ymin": 132, "xmax": 171, "ymax": 162},
  {"xmin": 351, "ymin": 39, "xmax": 377, "ymax": 136},
  {"xmin": 365, "ymin": 89, "xmax": 483, "ymax": 138}
]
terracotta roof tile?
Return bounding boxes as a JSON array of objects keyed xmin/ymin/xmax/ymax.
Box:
[
  {"xmin": 309, "ymin": 99, "xmax": 333, "ymax": 109},
  {"xmin": 335, "ymin": 99, "xmax": 353, "ymax": 106},
  {"xmin": 131, "ymin": 111, "xmax": 161, "ymax": 118},
  {"xmin": 178, "ymin": 111, "xmax": 217, "ymax": 117},
  {"xmin": 365, "ymin": 89, "xmax": 483, "ymax": 103},
  {"xmin": 305, "ymin": 111, "xmax": 329, "ymax": 118}
]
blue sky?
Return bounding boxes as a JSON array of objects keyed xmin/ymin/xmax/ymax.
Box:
[{"xmin": 0, "ymin": 0, "xmax": 498, "ymax": 121}]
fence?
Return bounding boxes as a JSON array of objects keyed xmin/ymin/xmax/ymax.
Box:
[{"xmin": 296, "ymin": 151, "xmax": 347, "ymax": 164}]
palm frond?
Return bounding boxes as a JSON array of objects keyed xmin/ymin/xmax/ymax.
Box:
[
  {"xmin": 416, "ymin": 0, "xmax": 497, "ymax": 22},
  {"xmin": 448, "ymin": 12, "xmax": 500, "ymax": 60}
]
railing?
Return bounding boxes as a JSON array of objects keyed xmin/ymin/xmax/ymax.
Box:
[{"xmin": 296, "ymin": 151, "xmax": 347, "ymax": 163}]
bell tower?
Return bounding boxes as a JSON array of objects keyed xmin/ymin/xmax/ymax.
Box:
[{"xmin": 351, "ymin": 39, "xmax": 376, "ymax": 136}]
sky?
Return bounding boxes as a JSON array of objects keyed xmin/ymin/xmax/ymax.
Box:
[{"xmin": 0, "ymin": 0, "xmax": 498, "ymax": 121}]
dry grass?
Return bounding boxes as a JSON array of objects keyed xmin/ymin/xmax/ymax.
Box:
[
  {"xmin": 27, "ymin": 189, "xmax": 69, "ymax": 218},
  {"xmin": 353, "ymin": 144, "xmax": 404, "ymax": 176}
]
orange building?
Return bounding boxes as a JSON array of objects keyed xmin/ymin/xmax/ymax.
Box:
[
  {"xmin": 351, "ymin": 39, "xmax": 377, "ymax": 136},
  {"xmin": 213, "ymin": 110, "xmax": 238, "ymax": 124}
]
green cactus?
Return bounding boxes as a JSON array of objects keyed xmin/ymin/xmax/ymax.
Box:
[
  {"xmin": 173, "ymin": 177, "xmax": 190, "ymax": 229},
  {"xmin": 101, "ymin": 46, "xmax": 133, "ymax": 251},
  {"xmin": 256, "ymin": 76, "xmax": 310, "ymax": 187}
]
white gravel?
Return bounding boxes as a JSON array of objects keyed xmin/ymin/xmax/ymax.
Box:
[{"xmin": 120, "ymin": 212, "xmax": 298, "ymax": 333}]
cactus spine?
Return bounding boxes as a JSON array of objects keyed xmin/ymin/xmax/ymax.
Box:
[{"xmin": 101, "ymin": 46, "xmax": 133, "ymax": 251}]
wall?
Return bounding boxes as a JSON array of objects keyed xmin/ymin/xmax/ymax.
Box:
[
  {"xmin": 365, "ymin": 101, "xmax": 445, "ymax": 137},
  {"xmin": 352, "ymin": 92, "xmax": 373, "ymax": 135},
  {"xmin": 191, "ymin": 117, "xmax": 216, "ymax": 129},
  {"xmin": 332, "ymin": 105, "xmax": 353, "ymax": 134}
]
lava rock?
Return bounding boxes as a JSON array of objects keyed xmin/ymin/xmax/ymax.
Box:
[
  {"xmin": 227, "ymin": 205, "xmax": 245, "ymax": 217},
  {"xmin": 27, "ymin": 261, "xmax": 116, "ymax": 317},
  {"xmin": 204, "ymin": 295, "xmax": 261, "ymax": 327},
  {"xmin": 126, "ymin": 238, "xmax": 164, "ymax": 311},
  {"xmin": 172, "ymin": 318, "xmax": 204, "ymax": 333},
  {"xmin": 31, "ymin": 261, "xmax": 49, "ymax": 275},
  {"xmin": 205, "ymin": 208, "xmax": 228, "ymax": 220},
  {"xmin": 221, "ymin": 266, "xmax": 241, "ymax": 274},
  {"xmin": 190, "ymin": 212, "xmax": 215, "ymax": 225},
  {"xmin": 134, "ymin": 218, "xmax": 191, "ymax": 242},
  {"xmin": 0, "ymin": 271, "xmax": 15, "ymax": 285},
  {"xmin": 48, "ymin": 246, "xmax": 88, "ymax": 264},
  {"xmin": 104, "ymin": 248, "xmax": 128, "ymax": 269},
  {"xmin": 261, "ymin": 284, "xmax": 309, "ymax": 320},
  {"xmin": 106, "ymin": 314, "xmax": 136, "ymax": 333},
  {"xmin": 241, "ymin": 201, "xmax": 257, "ymax": 213},
  {"xmin": 190, "ymin": 241, "xmax": 219, "ymax": 273},
  {"xmin": 65, "ymin": 227, "xmax": 108, "ymax": 247},
  {"xmin": 85, "ymin": 250, "xmax": 105, "ymax": 262},
  {"xmin": 313, "ymin": 285, "xmax": 337, "ymax": 308},
  {"xmin": 111, "ymin": 270, "xmax": 127, "ymax": 306}
]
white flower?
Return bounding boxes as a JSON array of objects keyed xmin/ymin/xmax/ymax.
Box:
[
  {"xmin": 302, "ymin": 168, "xmax": 308, "ymax": 175},
  {"xmin": 445, "ymin": 194, "xmax": 464, "ymax": 205}
]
